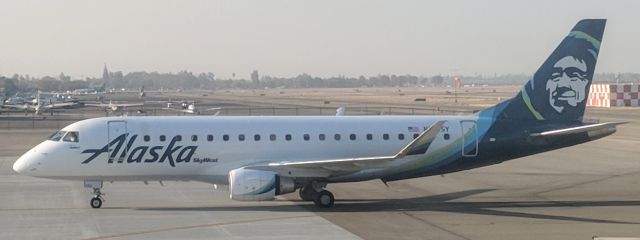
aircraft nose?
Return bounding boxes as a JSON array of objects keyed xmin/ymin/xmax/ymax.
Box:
[
  {"xmin": 13, "ymin": 150, "xmax": 38, "ymax": 175},
  {"xmin": 12, "ymin": 156, "xmax": 28, "ymax": 174}
]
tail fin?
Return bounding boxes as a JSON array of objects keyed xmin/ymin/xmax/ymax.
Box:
[{"xmin": 497, "ymin": 19, "xmax": 606, "ymax": 122}]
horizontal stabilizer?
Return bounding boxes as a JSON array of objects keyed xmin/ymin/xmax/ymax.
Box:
[{"xmin": 530, "ymin": 122, "xmax": 627, "ymax": 137}]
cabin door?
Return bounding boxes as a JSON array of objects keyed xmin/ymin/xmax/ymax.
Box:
[
  {"xmin": 460, "ymin": 120, "xmax": 478, "ymax": 157},
  {"xmin": 107, "ymin": 120, "xmax": 127, "ymax": 163}
]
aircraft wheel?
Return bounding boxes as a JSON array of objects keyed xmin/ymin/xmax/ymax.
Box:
[
  {"xmin": 90, "ymin": 197, "xmax": 102, "ymax": 208},
  {"xmin": 299, "ymin": 187, "xmax": 316, "ymax": 201},
  {"xmin": 313, "ymin": 190, "xmax": 334, "ymax": 208}
]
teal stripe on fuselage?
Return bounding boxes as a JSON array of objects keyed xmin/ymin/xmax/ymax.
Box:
[{"xmin": 392, "ymin": 103, "xmax": 502, "ymax": 176}]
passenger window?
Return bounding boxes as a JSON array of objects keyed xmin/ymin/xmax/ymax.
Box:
[
  {"xmin": 334, "ymin": 134, "xmax": 341, "ymax": 141},
  {"xmin": 223, "ymin": 134, "xmax": 229, "ymax": 141},
  {"xmin": 285, "ymin": 134, "xmax": 292, "ymax": 141},
  {"xmin": 366, "ymin": 134, "xmax": 373, "ymax": 140},
  {"xmin": 160, "ymin": 135, "xmax": 166, "ymax": 142},
  {"xmin": 398, "ymin": 134, "xmax": 405, "ymax": 140},
  {"xmin": 254, "ymin": 134, "xmax": 261, "ymax": 141},
  {"xmin": 175, "ymin": 135, "xmax": 182, "ymax": 141},
  {"xmin": 207, "ymin": 135, "xmax": 213, "ymax": 141},
  {"xmin": 191, "ymin": 135, "xmax": 198, "ymax": 141},
  {"xmin": 239, "ymin": 134, "xmax": 245, "ymax": 141},
  {"xmin": 413, "ymin": 133, "xmax": 419, "ymax": 139},
  {"xmin": 319, "ymin": 134, "xmax": 325, "ymax": 141},
  {"xmin": 303, "ymin": 134, "xmax": 310, "ymax": 141},
  {"xmin": 270, "ymin": 134, "xmax": 276, "ymax": 141},
  {"xmin": 350, "ymin": 134, "xmax": 356, "ymax": 141},
  {"xmin": 48, "ymin": 131, "xmax": 66, "ymax": 141},
  {"xmin": 144, "ymin": 135, "xmax": 150, "ymax": 142},
  {"xmin": 383, "ymin": 133, "xmax": 389, "ymax": 140},
  {"xmin": 444, "ymin": 133, "xmax": 450, "ymax": 140},
  {"xmin": 63, "ymin": 131, "xmax": 79, "ymax": 142}
]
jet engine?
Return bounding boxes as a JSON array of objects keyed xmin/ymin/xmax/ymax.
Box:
[{"xmin": 228, "ymin": 168, "xmax": 295, "ymax": 201}]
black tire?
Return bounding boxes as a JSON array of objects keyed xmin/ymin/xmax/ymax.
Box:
[
  {"xmin": 313, "ymin": 190, "xmax": 334, "ymax": 208},
  {"xmin": 90, "ymin": 197, "xmax": 102, "ymax": 208},
  {"xmin": 299, "ymin": 187, "xmax": 316, "ymax": 201}
]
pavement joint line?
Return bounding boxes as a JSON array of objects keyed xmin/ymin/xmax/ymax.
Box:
[
  {"xmin": 79, "ymin": 214, "xmax": 316, "ymax": 240},
  {"xmin": 400, "ymin": 212, "xmax": 471, "ymax": 240},
  {"xmin": 533, "ymin": 170, "xmax": 640, "ymax": 195}
]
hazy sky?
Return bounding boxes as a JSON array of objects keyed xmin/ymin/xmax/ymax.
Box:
[{"xmin": 0, "ymin": 0, "xmax": 638, "ymax": 79}]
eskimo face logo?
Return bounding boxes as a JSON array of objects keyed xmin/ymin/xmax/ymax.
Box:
[{"xmin": 545, "ymin": 56, "xmax": 589, "ymax": 113}]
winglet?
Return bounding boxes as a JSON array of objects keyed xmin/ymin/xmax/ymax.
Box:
[{"xmin": 395, "ymin": 120, "xmax": 446, "ymax": 158}]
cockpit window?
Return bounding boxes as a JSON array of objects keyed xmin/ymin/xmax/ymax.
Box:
[
  {"xmin": 63, "ymin": 131, "xmax": 79, "ymax": 142},
  {"xmin": 48, "ymin": 131, "xmax": 67, "ymax": 141}
]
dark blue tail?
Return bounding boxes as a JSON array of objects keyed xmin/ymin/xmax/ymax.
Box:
[{"xmin": 495, "ymin": 19, "xmax": 606, "ymax": 122}]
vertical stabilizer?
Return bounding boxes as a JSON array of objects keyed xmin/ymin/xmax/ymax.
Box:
[{"xmin": 497, "ymin": 19, "xmax": 606, "ymax": 121}]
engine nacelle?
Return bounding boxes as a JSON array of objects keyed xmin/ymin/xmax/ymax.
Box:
[{"xmin": 229, "ymin": 168, "xmax": 296, "ymax": 201}]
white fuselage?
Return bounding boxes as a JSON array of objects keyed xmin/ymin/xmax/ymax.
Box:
[{"xmin": 13, "ymin": 115, "xmax": 477, "ymax": 184}]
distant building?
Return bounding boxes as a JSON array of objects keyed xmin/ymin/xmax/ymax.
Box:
[
  {"xmin": 102, "ymin": 64, "xmax": 110, "ymax": 80},
  {"xmin": 588, "ymin": 83, "xmax": 640, "ymax": 107}
]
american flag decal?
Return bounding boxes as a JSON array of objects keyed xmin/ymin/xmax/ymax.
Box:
[{"xmin": 408, "ymin": 126, "xmax": 420, "ymax": 132}]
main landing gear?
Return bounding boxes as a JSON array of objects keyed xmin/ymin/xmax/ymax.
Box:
[
  {"xmin": 299, "ymin": 182, "xmax": 335, "ymax": 208},
  {"xmin": 84, "ymin": 180, "xmax": 104, "ymax": 209}
]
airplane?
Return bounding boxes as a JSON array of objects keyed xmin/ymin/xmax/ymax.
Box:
[
  {"xmin": 164, "ymin": 101, "xmax": 221, "ymax": 115},
  {"xmin": 13, "ymin": 19, "xmax": 619, "ymax": 209},
  {"xmin": 1, "ymin": 91, "xmax": 81, "ymax": 115},
  {"xmin": 139, "ymin": 86, "xmax": 146, "ymax": 99},
  {"xmin": 106, "ymin": 86, "xmax": 148, "ymax": 99},
  {"xmin": 85, "ymin": 100, "xmax": 144, "ymax": 112}
]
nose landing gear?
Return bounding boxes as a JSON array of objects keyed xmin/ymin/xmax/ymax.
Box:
[
  {"xmin": 84, "ymin": 180, "xmax": 104, "ymax": 209},
  {"xmin": 90, "ymin": 187, "xmax": 104, "ymax": 208}
]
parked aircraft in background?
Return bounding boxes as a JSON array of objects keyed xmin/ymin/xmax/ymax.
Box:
[
  {"xmin": 1, "ymin": 91, "xmax": 81, "ymax": 115},
  {"xmin": 13, "ymin": 20, "xmax": 620, "ymax": 209},
  {"xmin": 164, "ymin": 101, "xmax": 221, "ymax": 115},
  {"xmin": 85, "ymin": 100, "xmax": 144, "ymax": 112}
]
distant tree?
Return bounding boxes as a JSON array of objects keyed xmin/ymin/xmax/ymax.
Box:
[
  {"xmin": 1, "ymin": 77, "xmax": 18, "ymax": 96},
  {"xmin": 59, "ymin": 72, "xmax": 71, "ymax": 81},
  {"xmin": 37, "ymin": 76, "xmax": 61, "ymax": 92},
  {"xmin": 251, "ymin": 70, "xmax": 260, "ymax": 87},
  {"xmin": 431, "ymin": 75, "xmax": 444, "ymax": 85}
]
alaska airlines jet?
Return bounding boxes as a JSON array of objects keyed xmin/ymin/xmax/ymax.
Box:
[{"xmin": 13, "ymin": 19, "xmax": 620, "ymax": 208}]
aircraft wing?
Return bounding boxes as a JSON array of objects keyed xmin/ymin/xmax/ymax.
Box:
[
  {"xmin": 85, "ymin": 103, "xmax": 109, "ymax": 108},
  {"xmin": 163, "ymin": 108, "xmax": 191, "ymax": 113},
  {"xmin": 529, "ymin": 122, "xmax": 627, "ymax": 137},
  {"xmin": 86, "ymin": 102, "xmax": 143, "ymax": 108},
  {"xmin": 253, "ymin": 120, "xmax": 446, "ymax": 176},
  {"xmin": 1, "ymin": 104, "xmax": 33, "ymax": 110},
  {"xmin": 42, "ymin": 102, "xmax": 79, "ymax": 109},
  {"xmin": 112, "ymin": 103, "xmax": 144, "ymax": 107}
]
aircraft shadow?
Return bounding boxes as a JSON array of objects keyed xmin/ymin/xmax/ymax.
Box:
[{"xmin": 134, "ymin": 189, "xmax": 640, "ymax": 224}]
